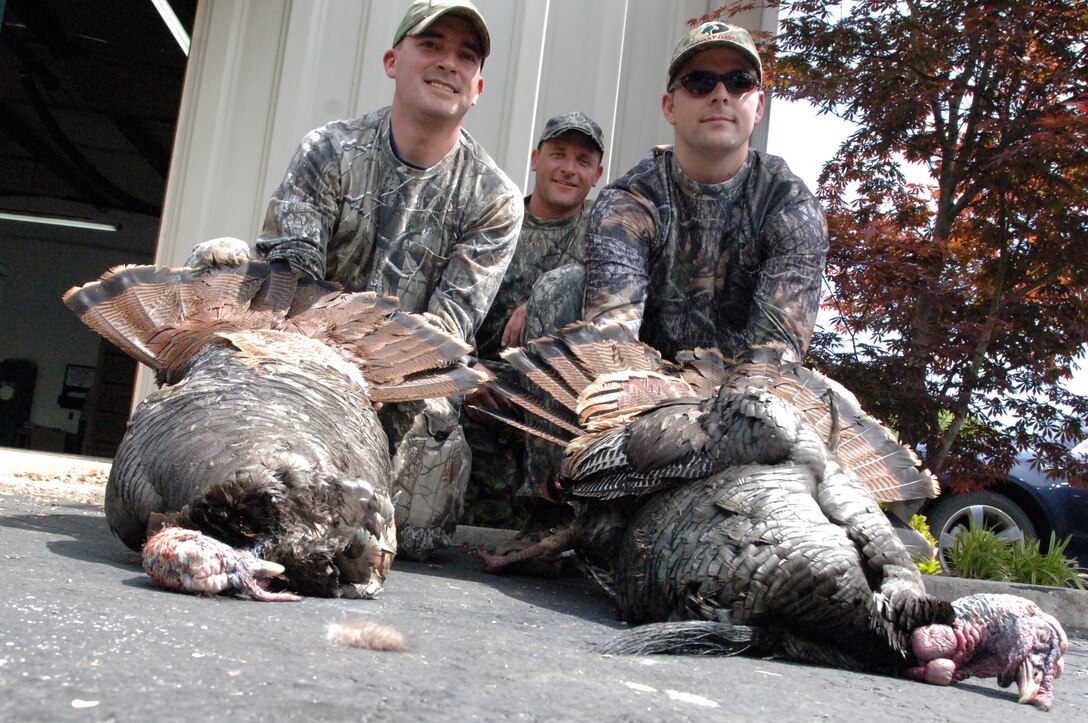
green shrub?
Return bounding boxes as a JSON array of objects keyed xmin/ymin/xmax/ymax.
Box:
[
  {"xmin": 946, "ymin": 524, "xmax": 1014, "ymax": 581},
  {"xmin": 1004, "ymin": 533, "xmax": 1085, "ymax": 590},
  {"xmin": 944, "ymin": 523, "xmax": 1084, "ymax": 589}
]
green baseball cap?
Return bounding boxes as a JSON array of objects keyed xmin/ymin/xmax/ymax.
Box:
[
  {"xmin": 538, "ymin": 112, "xmax": 605, "ymax": 155},
  {"xmin": 393, "ymin": 0, "xmax": 491, "ymax": 60},
  {"xmin": 668, "ymin": 21, "xmax": 761, "ymax": 84}
]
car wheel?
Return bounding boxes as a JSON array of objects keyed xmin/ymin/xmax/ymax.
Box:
[{"xmin": 925, "ymin": 490, "xmax": 1038, "ymax": 573}]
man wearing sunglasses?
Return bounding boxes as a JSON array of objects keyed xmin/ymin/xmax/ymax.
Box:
[
  {"xmin": 583, "ymin": 21, "xmax": 827, "ymax": 365},
  {"xmin": 474, "ymin": 23, "xmax": 828, "ymax": 576}
]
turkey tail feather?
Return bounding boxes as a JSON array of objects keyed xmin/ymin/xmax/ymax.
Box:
[
  {"xmin": 353, "ymin": 315, "xmax": 472, "ymax": 384},
  {"xmin": 63, "ymin": 263, "xmax": 273, "ymax": 371},
  {"xmin": 479, "ymin": 324, "xmax": 935, "ymax": 504},
  {"xmin": 481, "ymin": 379, "xmax": 583, "ymax": 437},
  {"xmin": 370, "ymin": 366, "xmax": 487, "ymax": 403},
  {"xmin": 501, "ymin": 346, "xmax": 581, "ymax": 410},
  {"xmin": 784, "ymin": 367, "xmax": 939, "ymax": 502},
  {"xmin": 62, "ymin": 264, "xmax": 184, "ymax": 368},
  {"xmin": 466, "ymin": 404, "xmax": 573, "ymax": 447},
  {"xmin": 64, "ymin": 261, "xmax": 483, "ymax": 402},
  {"xmin": 596, "ymin": 619, "xmax": 755, "ymax": 656}
]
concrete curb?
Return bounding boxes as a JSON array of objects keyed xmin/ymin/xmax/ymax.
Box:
[{"xmin": 924, "ymin": 574, "xmax": 1088, "ymax": 634}]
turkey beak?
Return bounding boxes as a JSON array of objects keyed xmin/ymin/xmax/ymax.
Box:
[
  {"xmin": 249, "ymin": 559, "xmax": 287, "ymax": 580},
  {"xmin": 1015, "ymin": 658, "xmax": 1052, "ymax": 710}
]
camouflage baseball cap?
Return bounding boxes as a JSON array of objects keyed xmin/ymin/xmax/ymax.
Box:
[
  {"xmin": 668, "ymin": 21, "xmax": 761, "ymax": 83},
  {"xmin": 537, "ymin": 112, "xmax": 605, "ymax": 154},
  {"xmin": 393, "ymin": 0, "xmax": 491, "ymax": 60}
]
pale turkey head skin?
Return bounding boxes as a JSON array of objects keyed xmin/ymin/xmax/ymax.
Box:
[
  {"xmin": 907, "ymin": 593, "xmax": 1068, "ymax": 710},
  {"xmin": 142, "ymin": 526, "xmax": 302, "ymax": 602}
]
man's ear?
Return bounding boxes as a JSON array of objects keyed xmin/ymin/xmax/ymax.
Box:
[
  {"xmin": 752, "ymin": 89, "xmax": 766, "ymax": 125},
  {"xmin": 529, "ymin": 147, "xmax": 540, "ymax": 172},
  {"xmin": 383, "ymin": 48, "xmax": 397, "ymax": 79},
  {"xmin": 661, "ymin": 92, "xmax": 677, "ymax": 127},
  {"xmin": 470, "ymin": 77, "xmax": 484, "ymax": 106}
]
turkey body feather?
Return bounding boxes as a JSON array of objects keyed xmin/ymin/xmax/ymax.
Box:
[
  {"xmin": 612, "ymin": 459, "xmax": 949, "ymax": 670},
  {"xmin": 64, "ymin": 261, "xmax": 485, "ymax": 599}
]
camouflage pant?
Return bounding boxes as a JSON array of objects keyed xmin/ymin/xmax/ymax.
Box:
[
  {"xmin": 381, "ymin": 395, "xmax": 470, "ymax": 560},
  {"xmin": 520, "ymin": 263, "xmax": 585, "ymax": 503}
]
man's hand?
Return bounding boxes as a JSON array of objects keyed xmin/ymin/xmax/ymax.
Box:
[
  {"xmin": 185, "ymin": 237, "xmax": 252, "ymax": 269},
  {"xmin": 464, "ymin": 361, "xmax": 507, "ymax": 422},
  {"xmin": 501, "ymin": 302, "xmax": 529, "ymax": 349}
]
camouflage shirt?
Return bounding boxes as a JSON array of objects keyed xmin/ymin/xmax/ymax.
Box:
[
  {"xmin": 256, "ymin": 107, "xmax": 524, "ymax": 344},
  {"xmin": 474, "ymin": 197, "xmax": 591, "ymax": 362},
  {"xmin": 583, "ymin": 146, "xmax": 827, "ymax": 362}
]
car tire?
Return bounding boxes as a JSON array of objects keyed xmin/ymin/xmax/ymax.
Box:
[{"xmin": 925, "ymin": 490, "xmax": 1037, "ymax": 573}]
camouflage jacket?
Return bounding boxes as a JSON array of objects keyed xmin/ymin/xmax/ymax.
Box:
[
  {"xmin": 583, "ymin": 146, "xmax": 827, "ymax": 362},
  {"xmin": 474, "ymin": 197, "xmax": 591, "ymax": 362},
  {"xmin": 256, "ymin": 107, "xmax": 524, "ymax": 344}
]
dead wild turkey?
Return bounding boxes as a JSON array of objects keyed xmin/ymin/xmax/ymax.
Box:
[
  {"xmin": 63, "ymin": 261, "xmax": 485, "ymax": 600},
  {"xmin": 473, "ymin": 322, "xmax": 1068, "ymax": 708}
]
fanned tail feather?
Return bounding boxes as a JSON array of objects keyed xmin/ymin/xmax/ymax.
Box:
[
  {"xmin": 523, "ymin": 336, "xmax": 596, "ymax": 394},
  {"xmin": 577, "ymin": 371, "xmax": 697, "ymax": 428},
  {"xmin": 479, "ymin": 379, "xmax": 583, "ymax": 437},
  {"xmin": 285, "ymin": 289, "xmax": 399, "ymax": 341},
  {"xmin": 353, "ymin": 315, "xmax": 472, "ymax": 384},
  {"xmin": 596, "ymin": 322, "xmax": 663, "ymax": 371},
  {"xmin": 64, "ymin": 260, "xmax": 484, "ymax": 403},
  {"xmin": 240, "ymin": 262, "xmax": 312, "ymax": 326},
  {"xmin": 770, "ymin": 366, "xmax": 939, "ymax": 502},
  {"xmin": 480, "ymin": 323, "xmax": 936, "ymax": 506},
  {"xmin": 179, "ymin": 263, "xmax": 270, "ymax": 323},
  {"xmin": 62, "ymin": 264, "xmax": 187, "ymax": 368}
]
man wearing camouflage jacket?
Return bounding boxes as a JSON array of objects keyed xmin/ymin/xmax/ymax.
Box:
[
  {"xmin": 189, "ymin": 0, "xmax": 523, "ymax": 560},
  {"xmin": 464, "ymin": 113, "xmax": 604, "ymax": 572},
  {"xmin": 506, "ymin": 23, "xmax": 828, "ymax": 553},
  {"xmin": 584, "ymin": 21, "xmax": 827, "ymax": 363}
]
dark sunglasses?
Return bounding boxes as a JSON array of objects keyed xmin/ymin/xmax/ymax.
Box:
[{"xmin": 669, "ymin": 70, "xmax": 759, "ymax": 96}]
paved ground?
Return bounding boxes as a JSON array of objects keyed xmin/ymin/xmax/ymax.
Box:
[{"xmin": 2, "ymin": 450, "xmax": 1088, "ymax": 721}]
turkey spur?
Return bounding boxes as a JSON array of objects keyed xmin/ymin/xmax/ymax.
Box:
[
  {"xmin": 63, "ymin": 261, "xmax": 485, "ymax": 600},
  {"xmin": 473, "ymin": 322, "xmax": 1067, "ymax": 706}
]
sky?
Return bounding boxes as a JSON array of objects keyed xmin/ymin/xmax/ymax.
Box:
[{"xmin": 764, "ymin": 99, "xmax": 1088, "ymax": 399}]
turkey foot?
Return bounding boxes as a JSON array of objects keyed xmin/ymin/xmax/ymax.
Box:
[{"xmin": 476, "ymin": 525, "xmax": 575, "ymax": 574}]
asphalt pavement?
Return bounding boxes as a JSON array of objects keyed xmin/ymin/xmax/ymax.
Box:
[{"xmin": 2, "ymin": 449, "xmax": 1088, "ymax": 721}]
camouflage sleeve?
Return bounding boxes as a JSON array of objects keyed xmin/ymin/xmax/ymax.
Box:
[
  {"xmin": 748, "ymin": 189, "xmax": 828, "ymax": 362},
  {"xmin": 255, "ymin": 128, "xmax": 342, "ymax": 280},
  {"xmin": 581, "ymin": 185, "xmax": 658, "ymax": 335},
  {"xmin": 427, "ymin": 188, "xmax": 524, "ymax": 344}
]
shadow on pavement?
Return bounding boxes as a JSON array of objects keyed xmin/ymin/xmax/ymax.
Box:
[
  {"xmin": 0, "ymin": 499, "xmax": 138, "ymax": 571},
  {"xmin": 396, "ymin": 547, "xmax": 625, "ymax": 629}
]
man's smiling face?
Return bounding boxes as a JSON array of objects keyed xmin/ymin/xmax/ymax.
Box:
[
  {"xmin": 530, "ymin": 131, "xmax": 603, "ymax": 219},
  {"xmin": 385, "ymin": 13, "xmax": 484, "ymax": 124}
]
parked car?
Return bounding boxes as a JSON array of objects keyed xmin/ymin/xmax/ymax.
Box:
[{"xmin": 920, "ymin": 447, "xmax": 1088, "ymax": 572}]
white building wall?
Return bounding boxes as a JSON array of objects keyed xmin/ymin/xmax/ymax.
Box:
[{"xmin": 141, "ymin": 0, "xmax": 776, "ymax": 402}]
